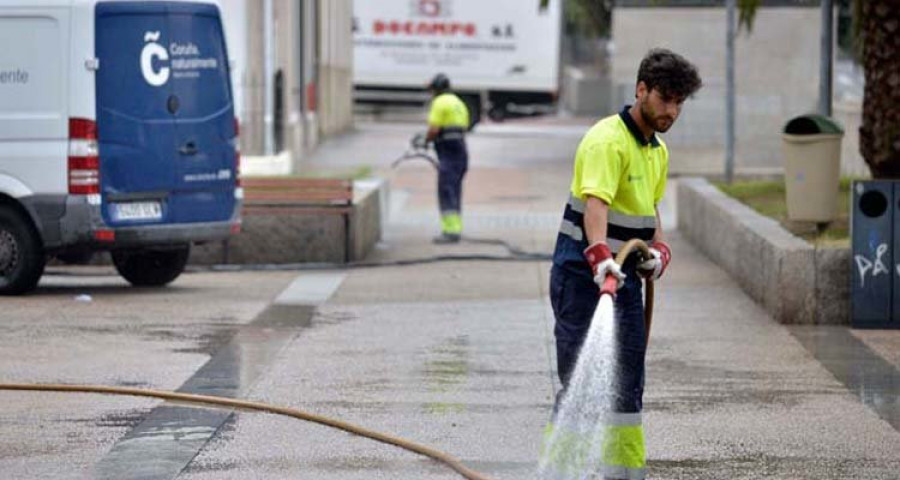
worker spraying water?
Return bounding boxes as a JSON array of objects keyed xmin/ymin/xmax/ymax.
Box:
[{"xmin": 539, "ymin": 49, "xmax": 702, "ymax": 480}]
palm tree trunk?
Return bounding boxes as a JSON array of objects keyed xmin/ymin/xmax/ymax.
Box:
[{"xmin": 859, "ymin": 2, "xmax": 900, "ymax": 178}]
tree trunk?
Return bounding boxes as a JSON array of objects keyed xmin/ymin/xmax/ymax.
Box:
[{"xmin": 859, "ymin": 2, "xmax": 900, "ymax": 178}]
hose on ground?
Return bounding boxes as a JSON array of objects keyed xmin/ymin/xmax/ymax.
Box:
[
  {"xmin": 204, "ymin": 236, "xmax": 549, "ymax": 273},
  {"xmin": 0, "ymin": 383, "xmax": 495, "ymax": 480},
  {"xmin": 44, "ymin": 237, "xmax": 551, "ymax": 277}
]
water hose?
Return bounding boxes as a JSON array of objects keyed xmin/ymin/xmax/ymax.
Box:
[
  {"xmin": 48, "ymin": 236, "xmax": 552, "ymax": 278},
  {"xmin": 391, "ymin": 150, "xmax": 439, "ymax": 169},
  {"xmin": 391, "ymin": 134, "xmax": 439, "ymax": 170},
  {"xmin": 598, "ymin": 238, "xmax": 655, "ymax": 344},
  {"xmin": 185, "ymin": 236, "xmax": 551, "ymax": 274},
  {"xmin": 0, "ymin": 383, "xmax": 494, "ymax": 480}
]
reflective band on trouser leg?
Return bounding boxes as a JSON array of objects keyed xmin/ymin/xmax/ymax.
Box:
[
  {"xmin": 451, "ymin": 212, "xmax": 463, "ymax": 233},
  {"xmin": 441, "ymin": 212, "xmax": 462, "ymax": 235},
  {"xmin": 602, "ymin": 415, "xmax": 646, "ymax": 479},
  {"xmin": 539, "ymin": 415, "xmax": 645, "ymax": 480}
]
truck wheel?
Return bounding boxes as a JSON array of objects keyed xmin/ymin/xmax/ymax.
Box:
[
  {"xmin": 0, "ymin": 207, "xmax": 46, "ymax": 295},
  {"xmin": 488, "ymin": 105, "xmax": 507, "ymax": 122},
  {"xmin": 112, "ymin": 245, "xmax": 190, "ymax": 287}
]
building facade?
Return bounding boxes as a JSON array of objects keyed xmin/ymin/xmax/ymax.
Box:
[{"xmin": 220, "ymin": 0, "xmax": 353, "ymax": 173}]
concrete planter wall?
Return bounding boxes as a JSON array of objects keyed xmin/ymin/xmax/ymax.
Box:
[
  {"xmin": 190, "ymin": 179, "xmax": 385, "ymax": 265},
  {"xmin": 349, "ymin": 179, "xmax": 386, "ymax": 262},
  {"xmin": 678, "ymin": 177, "xmax": 850, "ymax": 324}
]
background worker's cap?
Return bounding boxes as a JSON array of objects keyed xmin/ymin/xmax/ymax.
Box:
[{"xmin": 428, "ymin": 73, "xmax": 450, "ymax": 93}]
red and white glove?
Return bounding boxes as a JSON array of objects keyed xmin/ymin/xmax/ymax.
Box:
[
  {"xmin": 638, "ymin": 240, "xmax": 672, "ymax": 281},
  {"xmin": 584, "ymin": 241, "xmax": 626, "ymax": 296}
]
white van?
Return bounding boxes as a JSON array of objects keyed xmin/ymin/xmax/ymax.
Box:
[{"xmin": 0, "ymin": 0, "xmax": 241, "ymax": 294}]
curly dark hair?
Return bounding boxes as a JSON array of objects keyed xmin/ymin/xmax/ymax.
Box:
[{"xmin": 637, "ymin": 48, "xmax": 702, "ymax": 100}]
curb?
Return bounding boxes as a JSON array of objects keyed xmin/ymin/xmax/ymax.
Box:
[{"xmin": 677, "ymin": 177, "xmax": 849, "ymax": 324}]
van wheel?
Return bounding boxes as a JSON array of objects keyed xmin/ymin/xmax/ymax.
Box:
[
  {"xmin": 0, "ymin": 207, "xmax": 46, "ymax": 295},
  {"xmin": 112, "ymin": 245, "xmax": 190, "ymax": 287}
]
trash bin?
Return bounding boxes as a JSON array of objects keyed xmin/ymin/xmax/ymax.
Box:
[
  {"xmin": 782, "ymin": 114, "xmax": 844, "ymax": 222},
  {"xmin": 851, "ymin": 181, "xmax": 894, "ymax": 328}
]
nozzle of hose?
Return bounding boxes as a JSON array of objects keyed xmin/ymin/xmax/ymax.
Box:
[{"xmin": 600, "ymin": 274, "xmax": 618, "ymax": 298}]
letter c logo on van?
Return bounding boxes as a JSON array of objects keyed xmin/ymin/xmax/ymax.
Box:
[{"xmin": 141, "ymin": 31, "xmax": 170, "ymax": 87}]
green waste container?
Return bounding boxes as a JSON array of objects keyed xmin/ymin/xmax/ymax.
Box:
[{"xmin": 782, "ymin": 114, "xmax": 844, "ymax": 222}]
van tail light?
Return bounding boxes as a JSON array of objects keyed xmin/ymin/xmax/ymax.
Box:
[
  {"xmin": 93, "ymin": 229, "xmax": 115, "ymax": 242},
  {"xmin": 233, "ymin": 117, "xmax": 242, "ymax": 188},
  {"xmin": 68, "ymin": 118, "xmax": 100, "ymax": 195}
]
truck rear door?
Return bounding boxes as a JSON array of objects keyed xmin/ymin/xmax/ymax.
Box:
[{"xmin": 95, "ymin": 1, "xmax": 236, "ymax": 227}]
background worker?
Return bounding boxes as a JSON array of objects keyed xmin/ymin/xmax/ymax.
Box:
[
  {"xmin": 547, "ymin": 48, "xmax": 702, "ymax": 479},
  {"xmin": 424, "ymin": 73, "xmax": 470, "ymax": 244}
]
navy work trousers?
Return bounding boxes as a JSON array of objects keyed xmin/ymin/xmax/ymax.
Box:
[
  {"xmin": 549, "ymin": 259, "xmax": 647, "ymax": 414},
  {"xmin": 435, "ymin": 138, "xmax": 468, "ymax": 217}
]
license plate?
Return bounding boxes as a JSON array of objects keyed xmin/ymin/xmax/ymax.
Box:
[{"xmin": 113, "ymin": 202, "xmax": 162, "ymax": 221}]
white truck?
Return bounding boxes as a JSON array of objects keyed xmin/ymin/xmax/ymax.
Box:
[
  {"xmin": 352, "ymin": 0, "xmax": 562, "ymax": 124},
  {"xmin": 0, "ymin": 0, "xmax": 241, "ymax": 294}
]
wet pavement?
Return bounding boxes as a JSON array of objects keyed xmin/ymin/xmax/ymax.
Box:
[
  {"xmin": 1, "ymin": 119, "xmax": 899, "ymax": 479},
  {"xmin": 95, "ymin": 303, "xmax": 318, "ymax": 480},
  {"xmin": 0, "ymin": 269, "xmax": 299, "ymax": 479},
  {"xmin": 789, "ymin": 326, "xmax": 900, "ymax": 433}
]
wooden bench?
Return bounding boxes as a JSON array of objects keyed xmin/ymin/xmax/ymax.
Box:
[{"xmin": 242, "ymin": 177, "xmax": 354, "ymax": 216}]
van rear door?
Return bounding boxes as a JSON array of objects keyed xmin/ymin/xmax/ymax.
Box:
[
  {"xmin": 95, "ymin": 2, "xmax": 236, "ymax": 227},
  {"xmin": 166, "ymin": 3, "xmax": 236, "ymax": 223}
]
